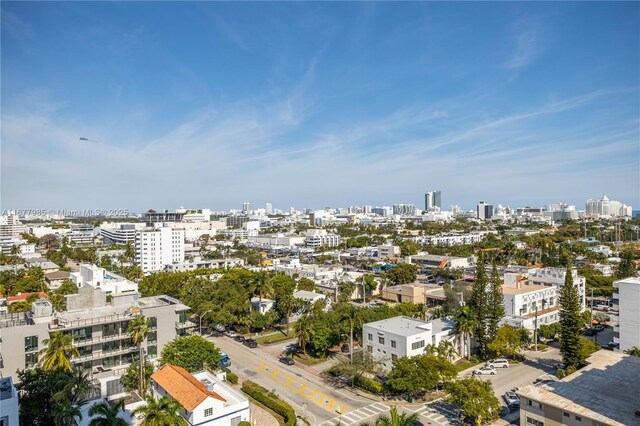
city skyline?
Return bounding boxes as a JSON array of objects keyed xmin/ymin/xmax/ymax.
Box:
[{"xmin": 2, "ymin": 2, "xmax": 639, "ymax": 210}]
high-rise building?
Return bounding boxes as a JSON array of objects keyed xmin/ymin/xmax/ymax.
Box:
[
  {"xmin": 393, "ymin": 204, "xmax": 416, "ymax": 216},
  {"xmin": 424, "ymin": 191, "xmax": 442, "ymax": 211},
  {"xmin": 585, "ymin": 195, "xmax": 632, "ymax": 217},
  {"xmin": 433, "ymin": 191, "xmax": 442, "ymax": 209},
  {"xmin": 135, "ymin": 227, "xmax": 185, "ymax": 274},
  {"xmin": 0, "ymin": 213, "xmax": 26, "ymax": 237},
  {"xmin": 242, "ymin": 202, "xmax": 251, "ymax": 213},
  {"xmin": 476, "ymin": 201, "xmax": 493, "ymax": 220},
  {"xmin": 265, "ymin": 203, "xmax": 273, "ymax": 215}
]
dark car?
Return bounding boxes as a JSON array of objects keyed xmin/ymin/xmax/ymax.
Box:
[
  {"xmin": 279, "ymin": 357, "xmax": 295, "ymax": 365},
  {"xmin": 233, "ymin": 335, "xmax": 246, "ymax": 343},
  {"xmin": 243, "ymin": 338, "xmax": 257, "ymax": 348},
  {"xmin": 584, "ymin": 328, "xmax": 597, "ymax": 336},
  {"xmin": 211, "ymin": 330, "xmax": 223, "ymax": 337},
  {"xmin": 594, "ymin": 324, "xmax": 605, "ymax": 332}
]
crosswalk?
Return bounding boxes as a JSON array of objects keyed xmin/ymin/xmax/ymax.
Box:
[
  {"xmin": 407, "ymin": 404, "xmax": 452, "ymax": 425},
  {"xmin": 320, "ymin": 402, "xmax": 390, "ymax": 425}
]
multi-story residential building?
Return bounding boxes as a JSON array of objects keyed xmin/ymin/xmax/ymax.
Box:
[
  {"xmin": 409, "ymin": 254, "xmax": 471, "ymax": 271},
  {"xmin": 392, "ymin": 204, "xmax": 416, "ymax": 216},
  {"xmin": 585, "ymin": 194, "xmax": 632, "ymax": 218},
  {"xmin": 371, "ymin": 207, "xmax": 392, "ymax": 217},
  {"xmin": 528, "ymin": 267, "xmax": 586, "ymax": 311},
  {"xmin": 476, "ymin": 202, "xmax": 493, "ymax": 220},
  {"xmin": 249, "ymin": 233, "xmax": 305, "ymax": 248},
  {"xmin": 362, "ymin": 316, "xmax": 458, "ymax": 370},
  {"xmin": 0, "ymin": 236, "xmax": 35, "ymax": 255},
  {"xmin": 0, "ymin": 283, "xmax": 193, "ymax": 398},
  {"xmin": 67, "ymin": 224, "xmax": 96, "ymax": 245},
  {"xmin": 612, "ymin": 276, "xmax": 640, "ymax": 352},
  {"xmin": 0, "ymin": 214, "xmax": 26, "ymax": 238},
  {"xmin": 517, "ymin": 351, "xmax": 639, "ymax": 426},
  {"xmin": 412, "ymin": 232, "xmax": 485, "ymax": 247},
  {"xmin": 151, "ymin": 364, "xmax": 250, "ymax": 426},
  {"xmin": 303, "ymin": 229, "xmax": 341, "ymax": 248},
  {"xmin": 71, "ymin": 264, "xmax": 138, "ymax": 296},
  {"xmin": 100, "ymin": 223, "xmax": 143, "ymax": 245},
  {"xmin": 142, "ymin": 211, "xmax": 185, "ymax": 223},
  {"xmin": 0, "ymin": 376, "xmax": 19, "ymax": 426},
  {"xmin": 135, "ymin": 227, "xmax": 185, "ymax": 274},
  {"xmin": 377, "ymin": 245, "xmax": 400, "ymax": 260},
  {"xmin": 164, "ymin": 258, "xmax": 245, "ymax": 272},
  {"xmin": 501, "ymin": 273, "xmax": 560, "ymax": 331}
]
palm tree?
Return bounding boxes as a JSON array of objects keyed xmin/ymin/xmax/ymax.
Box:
[
  {"xmin": 424, "ymin": 343, "xmax": 439, "ymax": 356},
  {"xmin": 430, "ymin": 306, "xmax": 445, "ymax": 320},
  {"xmin": 53, "ymin": 401, "xmax": 83, "ymax": 426},
  {"xmin": 89, "ymin": 399, "xmax": 128, "ymax": 426},
  {"xmin": 53, "ymin": 366, "xmax": 99, "ymax": 405},
  {"xmin": 437, "ymin": 340, "xmax": 457, "ymax": 362},
  {"xmin": 374, "ymin": 406, "xmax": 419, "ymax": 426},
  {"xmin": 10, "ymin": 244, "xmax": 20, "ymax": 255},
  {"xmin": 277, "ymin": 293, "xmax": 297, "ymax": 336},
  {"xmin": 128, "ymin": 315, "xmax": 150, "ymax": 395},
  {"xmin": 133, "ymin": 395, "xmax": 187, "ymax": 426},
  {"xmin": 294, "ymin": 313, "xmax": 314, "ymax": 355},
  {"xmin": 38, "ymin": 331, "xmax": 79, "ymax": 372},
  {"xmin": 453, "ymin": 305, "xmax": 475, "ymax": 359},
  {"xmin": 253, "ymin": 271, "xmax": 272, "ymax": 307}
]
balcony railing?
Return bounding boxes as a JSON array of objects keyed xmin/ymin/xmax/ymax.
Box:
[
  {"xmin": 51, "ymin": 312, "xmax": 138, "ymax": 330},
  {"xmin": 175, "ymin": 320, "xmax": 196, "ymax": 329},
  {"xmin": 72, "ymin": 345, "xmax": 137, "ymax": 362}
]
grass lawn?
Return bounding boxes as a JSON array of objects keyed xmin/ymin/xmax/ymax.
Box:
[
  {"xmin": 453, "ymin": 359, "xmax": 481, "ymax": 373},
  {"xmin": 292, "ymin": 353, "xmax": 326, "ymax": 366},
  {"xmin": 255, "ymin": 332, "xmax": 294, "ymax": 345}
]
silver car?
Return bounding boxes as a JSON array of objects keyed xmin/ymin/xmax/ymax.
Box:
[
  {"xmin": 473, "ymin": 366, "xmax": 497, "ymax": 375},
  {"xmin": 503, "ymin": 391, "xmax": 520, "ymax": 407}
]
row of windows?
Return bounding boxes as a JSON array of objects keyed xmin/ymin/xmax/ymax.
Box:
[{"xmin": 367, "ymin": 333, "xmax": 397, "ymax": 349}]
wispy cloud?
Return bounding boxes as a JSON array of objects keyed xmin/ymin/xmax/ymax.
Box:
[{"xmin": 506, "ymin": 18, "xmax": 544, "ymax": 70}]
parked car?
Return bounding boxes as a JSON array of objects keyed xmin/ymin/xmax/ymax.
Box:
[
  {"xmin": 279, "ymin": 357, "xmax": 295, "ymax": 365},
  {"xmin": 473, "ymin": 366, "xmax": 497, "ymax": 375},
  {"xmin": 594, "ymin": 324, "xmax": 605, "ymax": 332},
  {"xmin": 233, "ymin": 335, "xmax": 246, "ymax": 343},
  {"xmin": 211, "ymin": 330, "xmax": 223, "ymax": 337},
  {"xmin": 488, "ymin": 358, "xmax": 509, "ymax": 368},
  {"xmin": 503, "ymin": 391, "xmax": 520, "ymax": 408},
  {"xmin": 243, "ymin": 338, "xmax": 257, "ymax": 348},
  {"xmin": 214, "ymin": 324, "xmax": 225, "ymax": 332},
  {"xmin": 608, "ymin": 340, "xmax": 620, "ymax": 348},
  {"xmin": 375, "ymin": 373, "xmax": 389, "ymax": 384},
  {"xmin": 584, "ymin": 328, "xmax": 597, "ymax": 336},
  {"xmin": 225, "ymin": 330, "xmax": 237, "ymax": 338}
]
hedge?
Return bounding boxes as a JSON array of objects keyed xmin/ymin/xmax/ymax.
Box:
[
  {"xmin": 355, "ymin": 375, "xmax": 383, "ymax": 395},
  {"xmin": 238, "ymin": 422, "xmax": 251, "ymax": 426},
  {"xmin": 241, "ymin": 380, "xmax": 297, "ymax": 426},
  {"xmin": 226, "ymin": 372, "xmax": 238, "ymax": 384}
]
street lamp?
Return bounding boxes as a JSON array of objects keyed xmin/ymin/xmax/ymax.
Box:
[{"xmin": 199, "ymin": 309, "xmax": 213, "ymax": 335}]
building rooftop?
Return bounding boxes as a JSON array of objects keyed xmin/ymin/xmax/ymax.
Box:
[
  {"xmin": 364, "ymin": 315, "xmax": 456, "ymax": 337},
  {"xmin": 501, "ymin": 284, "xmax": 548, "ymax": 295},
  {"xmin": 45, "ymin": 271, "xmax": 71, "ymax": 280},
  {"xmin": 152, "ymin": 364, "xmax": 225, "ymax": 412},
  {"xmin": 518, "ymin": 351, "xmax": 640, "ymax": 426},
  {"xmin": 614, "ymin": 276, "xmax": 640, "ymax": 287}
]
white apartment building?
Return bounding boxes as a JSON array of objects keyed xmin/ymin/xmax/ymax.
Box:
[
  {"xmin": 409, "ymin": 254, "xmax": 471, "ymax": 270},
  {"xmin": 501, "ymin": 273, "xmax": 560, "ymax": 331},
  {"xmin": 0, "ymin": 376, "xmax": 19, "ymax": 426},
  {"xmin": 135, "ymin": 227, "xmax": 185, "ymax": 274},
  {"xmin": 151, "ymin": 364, "xmax": 250, "ymax": 426},
  {"xmin": 249, "ymin": 233, "xmax": 306, "ymax": 248},
  {"xmin": 0, "ymin": 236, "xmax": 35, "ymax": 255},
  {"xmin": 304, "ymin": 229, "xmax": 341, "ymax": 248},
  {"xmin": 71, "ymin": 264, "xmax": 138, "ymax": 296},
  {"xmin": 67, "ymin": 224, "xmax": 96, "ymax": 245},
  {"xmin": 0, "ymin": 214, "xmax": 26, "ymax": 238},
  {"xmin": 377, "ymin": 245, "xmax": 400, "ymax": 260},
  {"xmin": 528, "ymin": 267, "xmax": 586, "ymax": 311},
  {"xmin": 585, "ymin": 194, "xmax": 632, "ymax": 218},
  {"xmin": 362, "ymin": 316, "xmax": 457, "ymax": 371},
  {"xmin": 412, "ymin": 232, "xmax": 485, "ymax": 247},
  {"xmin": 612, "ymin": 277, "xmax": 640, "ymax": 352},
  {"xmin": 392, "ymin": 204, "xmax": 416, "ymax": 216},
  {"xmin": 100, "ymin": 223, "xmax": 144, "ymax": 244}
]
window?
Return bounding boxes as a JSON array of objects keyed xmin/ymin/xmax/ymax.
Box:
[
  {"xmin": 25, "ymin": 336, "xmax": 38, "ymax": 353},
  {"xmin": 411, "ymin": 340, "xmax": 425, "ymax": 350},
  {"xmin": 367, "ymin": 346, "xmax": 372, "ymax": 353},
  {"xmin": 204, "ymin": 408, "xmax": 213, "ymax": 417},
  {"xmin": 391, "ymin": 340, "xmax": 396, "ymax": 348},
  {"xmin": 368, "ymin": 333, "xmax": 373, "ymax": 341},
  {"xmin": 230, "ymin": 417, "xmax": 242, "ymax": 426},
  {"xmin": 147, "ymin": 317, "xmax": 157, "ymax": 328},
  {"xmin": 526, "ymin": 417, "xmax": 544, "ymax": 426},
  {"xmin": 575, "ymin": 416, "xmax": 581, "ymax": 422},
  {"xmin": 147, "ymin": 345, "xmax": 157, "ymax": 359},
  {"xmin": 563, "ymin": 412, "xmax": 569, "ymax": 418},
  {"xmin": 391, "ymin": 354, "xmax": 398, "ymax": 361},
  {"xmin": 528, "ymin": 400, "xmax": 542, "ymax": 409},
  {"xmin": 378, "ymin": 337, "xmax": 385, "ymax": 345},
  {"xmin": 25, "ymin": 352, "xmax": 38, "ymax": 368}
]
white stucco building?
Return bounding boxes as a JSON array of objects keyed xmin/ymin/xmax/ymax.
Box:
[
  {"xmin": 362, "ymin": 316, "xmax": 458, "ymax": 371},
  {"xmin": 501, "ymin": 273, "xmax": 560, "ymax": 331},
  {"xmin": 151, "ymin": 364, "xmax": 250, "ymax": 426},
  {"xmin": 135, "ymin": 227, "xmax": 185, "ymax": 274},
  {"xmin": 71, "ymin": 264, "xmax": 138, "ymax": 296},
  {"xmin": 0, "ymin": 376, "xmax": 19, "ymax": 426},
  {"xmin": 528, "ymin": 267, "xmax": 586, "ymax": 311},
  {"xmin": 612, "ymin": 277, "xmax": 640, "ymax": 352},
  {"xmin": 303, "ymin": 229, "xmax": 341, "ymax": 248}
]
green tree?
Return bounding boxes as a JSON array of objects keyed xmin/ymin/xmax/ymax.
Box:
[
  {"xmin": 387, "ymin": 353, "xmax": 456, "ymax": 395},
  {"xmin": 276, "ymin": 293, "xmax": 297, "ymax": 336},
  {"xmin": 559, "ymin": 264, "xmax": 582, "ymax": 369},
  {"xmin": 294, "ymin": 313, "xmax": 314, "ymax": 355},
  {"xmin": 486, "ymin": 260, "xmax": 505, "ymax": 342},
  {"xmin": 297, "ymin": 277, "xmax": 316, "ymax": 292},
  {"xmin": 120, "ymin": 361, "xmax": 154, "ymax": 393},
  {"xmin": 89, "ymin": 399, "xmax": 128, "ymax": 426},
  {"xmin": 453, "ymin": 305, "xmax": 475, "ymax": 358},
  {"xmin": 363, "ymin": 274, "xmax": 378, "ymax": 297},
  {"xmin": 252, "ymin": 271, "xmax": 273, "ymax": 307},
  {"xmin": 488, "ymin": 325, "xmax": 529, "ymax": 358},
  {"xmin": 133, "ymin": 395, "xmax": 187, "ymax": 426},
  {"xmin": 615, "ymin": 251, "xmax": 637, "ymax": 279},
  {"xmin": 38, "ymin": 331, "xmax": 79, "ymax": 372},
  {"xmin": 128, "ymin": 315, "xmax": 150, "ymax": 395},
  {"xmin": 373, "ymin": 406, "xmax": 419, "ymax": 426},
  {"xmin": 399, "ymin": 240, "xmax": 420, "ymax": 257},
  {"xmin": 445, "ymin": 378, "xmax": 501, "ymax": 425},
  {"xmin": 160, "ymin": 335, "xmax": 222, "ymax": 372},
  {"xmin": 469, "ymin": 252, "xmax": 489, "ymax": 358},
  {"xmin": 386, "ymin": 263, "xmax": 418, "ymax": 285},
  {"xmin": 624, "ymin": 347, "xmax": 640, "ymax": 357}
]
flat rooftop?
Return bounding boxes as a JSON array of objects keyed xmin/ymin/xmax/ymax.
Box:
[
  {"xmin": 364, "ymin": 315, "xmax": 456, "ymax": 337},
  {"xmin": 518, "ymin": 351, "xmax": 640, "ymax": 426},
  {"xmin": 502, "ymin": 284, "xmax": 548, "ymax": 295}
]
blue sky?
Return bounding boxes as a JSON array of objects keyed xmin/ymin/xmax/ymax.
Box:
[{"xmin": 2, "ymin": 2, "xmax": 638, "ymax": 212}]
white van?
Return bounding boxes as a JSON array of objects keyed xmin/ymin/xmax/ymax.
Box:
[{"xmin": 489, "ymin": 358, "xmax": 509, "ymax": 368}]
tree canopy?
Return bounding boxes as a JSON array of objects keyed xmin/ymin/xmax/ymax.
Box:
[{"xmin": 160, "ymin": 335, "xmax": 222, "ymax": 372}]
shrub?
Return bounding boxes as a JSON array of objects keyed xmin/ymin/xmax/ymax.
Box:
[
  {"xmin": 226, "ymin": 372, "xmax": 238, "ymax": 384},
  {"xmin": 566, "ymin": 365, "xmax": 577, "ymax": 375},
  {"xmin": 469, "ymin": 355, "xmax": 480, "ymax": 364},
  {"xmin": 354, "ymin": 375, "xmax": 383, "ymax": 395},
  {"xmin": 556, "ymin": 369, "xmax": 566, "ymax": 379},
  {"xmin": 238, "ymin": 422, "xmax": 251, "ymax": 426},
  {"xmin": 241, "ymin": 380, "xmax": 297, "ymax": 426}
]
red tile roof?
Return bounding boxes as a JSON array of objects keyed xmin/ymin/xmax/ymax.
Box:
[
  {"xmin": 151, "ymin": 364, "xmax": 225, "ymax": 412},
  {"xmin": 4, "ymin": 292, "xmax": 48, "ymax": 303}
]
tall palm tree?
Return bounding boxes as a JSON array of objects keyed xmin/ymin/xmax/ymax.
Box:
[
  {"xmin": 53, "ymin": 401, "xmax": 83, "ymax": 426},
  {"xmin": 278, "ymin": 293, "xmax": 297, "ymax": 336},
  {"xmin": 437, "ymin": 340, "xmax": 457, "ymax": 362},
  {"xmin": 133, "ymin": 395, "xmax": 187, "ymax": 426},
  {"xmin": 128, "ymin": 315, "xmax": 150, "ymax": 395},
  {"xmin": 374, "ymin": 406, "xmax": 419, "ymax": 426},
  {"xmin": 10, "ymin": 244, "xmax": 20, "ymax": 255},
  {"xmin": 89, "ymin": 399, "xmax": 128, "ymax": 426},
  {"xmin": 38, "ymin": 331, "xmax": 79, "ymax": 372},
  {"xmin": 453, "ymin": 305, "xmax": 475, "ymax": 359},
  {"xmin": 294, "ymin": 313, "xmax": 314, "ymax": 355},
  {"xmin": 430, "ymin": 306, "xmax": 445, "ymax": 320},
  {"xmin": 53, "ymin": 366, "xmax": 99, "ymax": 405},
  {"xmin": 253, "ymin": 271, "xmax": 273, "ymax": 307}
]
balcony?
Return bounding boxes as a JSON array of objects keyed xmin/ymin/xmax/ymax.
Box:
[
  {"xmin": 72, "ymin": 345, "xmax": 138, "ymax": 363},
  {"xmin": 51, "ymin": 312, "xmax": 138, "ymax": 330},
  {"xmin": 175, "ymin": 320, "xmax": 196, "ymax": 329}
]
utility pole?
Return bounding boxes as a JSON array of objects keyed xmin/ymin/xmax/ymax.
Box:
[{"xmin": 534, "ymin": 307, "xmax": 538, "ymax": 352}]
